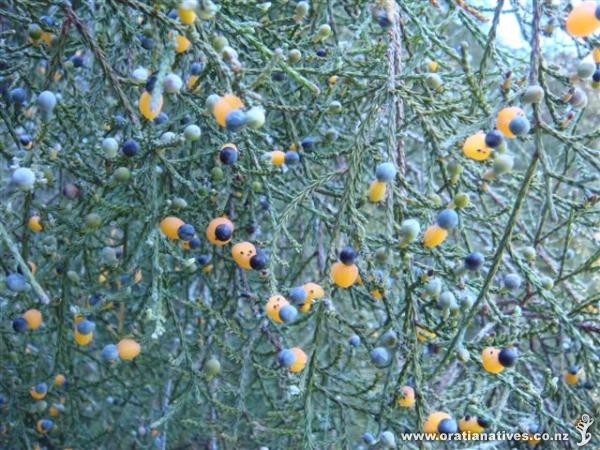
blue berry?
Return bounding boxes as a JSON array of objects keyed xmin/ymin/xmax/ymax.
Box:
[
  {"xmin": 498, "ymin": 347, "xmax": 518, "ymax": 367},
  {"xmin": 375, "ymin": 162, "xmax": 396, "ymax": 182},
  {"xmin": 9, "ymin": 87, "xmax": 27, "ymax": 104},
  {"xmin": 277, "ymin": 349, "xmax": 296, "ymax": 367},
  {"xmin": 40, "ymin": 16, "xmax": 55, "ymax": 28},
  {"xmin": 12, "ymin": 317, "xmax": 28, "ymax": 332},
  {"xmin": 76, "ymin": 319, "xmax": 95, "ymax": 335},
  {"xmin": 214, "ymin": 224, "xmax": 232, "ymax": 242},
  {"xmin": 177, "ymin": 223, "xmax": 196, "ymax": 241},
  {"xmin": 122, "ymin": 139, "xmax": 140, "ymax": 157},
  {"xmin": 593, "ymin": 69, "xmax": 600, "ymax": 83},
  {"xmin": 188, "ymin": 237, "xmax": 201, "ymax": 249},
  {"xmin": 19, "ymin": 134, "xmax": 32, "ymax": 146},
  {"xmin": 219, "ymin": 146, "xmax": 238, "ymax": 165},
  {"xmin": 301, "ymin": 136, "xmax": 316, "ymax": 150},
  {"xmin": 70, "ymin": 55, "xmax": 84, "ymax": 68},
  {"xmin": 279, "ymin": 305, "xmax": 298, "ymax": 323},
  {"xmin": 197, "ymin": 254, "xmax": 212, "ymax": 266},
  {"xmin": 339, "ymin": 246, "xmax": 356, "ymax": 265},
  {"xmin": 191, "ymin": 62, "xmax": 203, "ymax": 75},
  {"xmin": 464, "ymin": 252, "xmax": 484, "ymax": 271},
  {"xmin": 284, "ymin": 151, "xmax": 300, "ymax": 165},
  {"xmin": 6, "ymin": 273, "xmax": 28, "ymax": 292},
  {"xmin": 377, "ymin": 10, "xmax": 392, "ymax": 28},
  {"xmin": 436, "ymin": 209, "xmax": 458, "ymax": 230},
  {"xmin": 316, "ymin": 48, "xmax": 327, "ymax": 57},
  {"xmin": 484, "ymin": 130, "xmax": 503, "ymax": 148},
  {"xmin": 288, "ymin": 286, "xmax": 307, "ymax": 304},
  {"xmin": 154, "ymin": 112, "xmax": 169, "ymax": 125},
  {"xmin": 145, "ymin": 75, "xmax": 157, "ymax": 93},
  {"xmin": 167, "ymin": 9, "xmax": 178, "ymax": 19},
  {"xmin": 349, "ymin": 335, "xmax": 361, "ymax": 346},
  {"xmin": 102, "ymin": 344, "xmax": 119, "ymax": 362},
  {"xmin": 503, "ymin": 273, "xmax": 522, "ymax": 290},
  {"xmin": 141, "ymin": 37, "xmax": 155, "ymax": 50},
  {"xmin": 250, "ymin": 250, "xmax": 268, "ymax": 270},
  {"xmin": 225, "ymin": 109, "xmax": 246, "ymax": 132},
  {"xmin": 362, "ymin": 432, "xmax": 376, "ymax": 445},
  {"xmin": 370, "ymin": 347, "xmax": 390, "ymax": 368},
  {"xmin": 438, "ymin": 418, "xmax": 458, "ymax": 434},
  {"xmin": 508, "ymin": 116, "xmax": 530, "ymax": 136},
  {"xmin": 35, "ymin": 382, "xmax": 48, "ymax": 394}
]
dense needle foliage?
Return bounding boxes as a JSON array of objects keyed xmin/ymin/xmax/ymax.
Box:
[{"xmin": 0, "ymin": 0, "xmax": 599, "ymax": 449}]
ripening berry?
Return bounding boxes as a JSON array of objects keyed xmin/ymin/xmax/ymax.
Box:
[
  {"xmin": 370, "ymin": 347, "xmax": 390, "ymax": 367},
  {"xmin": 30, "ymin": 382, "xmax": 48, "ymax": 400},
  {"xmin": 36, "ymin": 90, "xmax": 57, "ymax": 112},
  {"xmin": 219, "ymin": 144, "xmax": 238, "ymax": 164},
  {"xmin": 368, "ymin": 180, "xmax": 386, "ymax": 202},
  {"xmin": 300, "ymin": 282, "xmax": 324, "ymax": 312},
  {"xmin": 564, "ymin": 365, "xmax": 580, "ymax": 385},
  {"xmin": 75, "ymin": 319, "xmax": 95, "ymax": 345},
  {"xmin": 397, "ymin": 386, "xmax": 415, "ymax": 408},
  {"xmin": 569, "ymin": 87, "xmax": 588, "ymax": 108},
  {"xmin": 206, "ymin": 217, "xmax": 234, "ymax": 245},
  {"xmin": 23, "ymin": 309, "xmax": 42, "ymax": 330},
  {"xmin": 245, "ymin": 106, "xmax": 266, "ymax": 129},
  {"xmin": 213, "ymin": 94, "xmax": 244, "ymax": 127},
  {"xmin": 399, "ymin": 219, "xmax": 420, "ymax": 245},
  {"xmin": 423, "ymin": 224, "xmax": 447, "ymax": 248},
  {"xmin": 492, "ymin": 154, "xmax": 514, "ymax": 176},
  {"xmin": 436, "ymin": 209, "xmax": 458, "ymax": 230},
  {"xmin": 175, "ymin": 34, "xmax": 191, "ymax": 53},
  {"xmin": 184, "ymin": 124, "xmax": 201, "ymax": 141},
  {"xmin": 331, "ymin": 261, "xmax": 359, "ymax": 288},
  {"xmin": 423, "ymin": 412, "xmax": 457, "ymax": 434},
  {"xmin": 11, "ymin": 167, "xmax": 36, "ymax": 191},
  {"xmin": 54, "ymin": 374, "xmax": 66, "ymax": 386},
  {"xmin": 160, "ymin": 216, "xmax": 185, "ymax": 240},
  {"xmin": 117, "ymin": 338, "xmax": 141, "ymax": 360},
  {"xmin": 458, "ymin": 416, "xmax": 489, "ymax": 434},
  {"xmin": 565, "ymin": 1, "xmax": 600, "ymax": 37},
  {"xmin": 522, "ymin": 85, "xmax": 545, "ymax": 104},
  {"xmin": 540, "ymin": 276, "xmax": 554, "ymax": 290},
  {"xmin": 265, "ymin": 295, "xmax": 289, "ymax": 323},
  {"xmin": 205, "ymin": 357, "xmax": 221, "ymax": 377},
  {"xmin": 36, "ymin": 419, "xmax": 53, "ymax": 434},
  {"xmin": 28, "ymin": 215, "xmax": 43, "ymax": 232},
  {"xmin": 496, "ymin": 107, "xmax": 525, "ymax": 138},
  {"xmin": 481, "ymin": 346, "xmax": 517, "ymax": 374},
  {"xmin": 139, "ymin": 91, "xmax": 163, "ymax": 120},
  {"xmin": 289, "ymin": 347, "xmax": 307, "ymax": 373},
  {"xmin": 463, "ymin": 132, "xmax": 492, "ymax": 161},
  {"xmin": 231, "ymin": 241, "xmax": 257, "ymax": 269}
]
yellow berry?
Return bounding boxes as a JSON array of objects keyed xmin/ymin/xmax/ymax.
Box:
[
  {"xmin": 160, "ymin": 216, "xmax": 184, "ymax": 240},
  {"xmin": 271, "ymin": 150, "xmax": 285, "ymax": 165},
  {"xmin": 23, "ymin": 309, "xmax": 43, "ymax": 330},
  {"xmin": 462, "ymin": 132, "xmax": 492, "ymax": 161},
  {"xmin": 368, "ymin": 180, "xmax": 386, "ymax": 203},
  {"xmin": 423, "ymin": 224, "xmax": 447, "ymax": 248},
  {"xmin": 289, "ymin": 347, "xmax": 307, "ymax": 373},
  {"xmin": 139, "ymin": 91, "xmax": 163, "ymax": 120},
  {"xmin": 330, "ymin": 261, "xmax": 358, "ymax": 288},
  {"xmin": 481, "ymin": 347, "xmax": 504, "ymax": 374},
  {"xmin": 231, "ymin": 241, "xmax": 256, "ymax": 270},
  {"xmin": 178, "ymin": 7, "xmax": 197, "ymax": 25},
  {"xmin": 566, "ymin": 1, "xmax": 600, "ymax": 37},
  {"xmin": 175, "ymin": 34, "xmax": 191, "ymax": 53},
  {"xmin": 28, "ymin": 215, "xmax": 43, "ymax": 232},
  {"xmin": 397, "ymin": 386, "xmax": 415, "ymax": 408}
]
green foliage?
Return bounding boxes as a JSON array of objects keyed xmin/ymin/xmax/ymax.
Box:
[{"xmin": 0, "ymin": 0, "xmax": 599, "ymax": 449}]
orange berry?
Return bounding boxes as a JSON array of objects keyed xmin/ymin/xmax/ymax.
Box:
[
  {"xmin": 462, "ymin": 132, "xmax": 492, "ymax": 161},
  {"xmin": 423, "ymin": 224, "xmax": 447, "ymax": 248},
  {"xmin": 566, "ymin": 1, "xmax": 600, "ymax": 37},
  {"xmin": 23, "ymin": 309, "xmax": 43, "ymax": 330},
  {"xmin": 289, "ymin": 347, "xmax": 307, "ymax": 373},
  {"xmin": 175, "ymin": 34, "xmax": 191, "ymax": 53},
  {"xmin": 118, "ymin": 338, "xmax": 141, "ymax": 360},
  {"xmin": 231, "ymin": 241, "xmax": 256, "ymax": 270},
  {"xmin": 481, "ymin": 347, "xmax": 504, "ymax": 374},
  {"xmin": 368, "ymin": 180, "xmax": 386, "ymax": 202},
  {"xmin": 28, "ymin": 215, "xmax": 43, "ymax": 232},
  {"xmin": 139, "ymin": 91, "xmax": 163, "ymax": 120},
  {"xmin": 213, "ymin": 94, "xmax": 244, "ymax": 127},
  {"xmin": 397, "ymin": 386, "xmax": 415, "ymax": 408},
  {"xmin": 330, "ymin": 261, "xmax": 359, "ymax": 288},
  {"xmin": 160, "ymin": 216, "xmax": 184, "ymax": 240},
  {"xmin": 265, "ymin": 294, "xmax": 289, "ymax": 323}
]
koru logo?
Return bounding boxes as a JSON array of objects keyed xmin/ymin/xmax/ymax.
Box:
[{"xmin": 575, "ymin": 414, "xmax": 594, "ymax": 447}]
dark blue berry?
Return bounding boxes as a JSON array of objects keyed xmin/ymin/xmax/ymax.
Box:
[
  {"xmin": 271, "ymin": 71, "xmax": 286, "ymax": 82},
  {"xmin": 197, "ymin": 254, "xmax": 212, "ymax": 266},
  {"xmin": 177, "ymin": 223, "xmax": 195, "ymax": 241},
  {"xmin": 188, "ymin": 237, "xmax": 201, "ymax": 249},
  {"xmin": 214, "ymin": 224, "xmax": 232, "ymax": 241},
  {"xmin": 464, "ymin": 252, "xmax": 484, "ymax": 270},
  {"xmin": 141, "ymin": 37, "xmax": 155, "ymax": 50},
  {"xmin": 219, "ymin": 146, "xmax": 238, "ymax": 165},
  {"xmin": 225, "ymin": 110, "xmax": 246, "ymax": 132},
  {"xmin": 154, "ymin": 112, "xmax": 168, "ymax": 125},
  {"xmin": 301, "ymin": 136, "xmax": 316, "ymax": 150},
  {"xmin": 284, "ymin": 151, "xmax": 300, "ymax": 165},
  {"xmin": 9, "ymin": 88, "xmax": 27, "ymax": 104},
  {"xmin": 145, "ymin": 75, "xmax": 157, "ymax": 93},
  {"xmin": 339, "ymin": 246, "xmax": 356, "ymax": 265},
  {"xmin": 485, "ymin": 130, "xmax": 503, "ymax": 148},
  {"xmin": 12, "ymin": 317, "xmax": 28, "ymax": 332},
  {"xmin": 498, "ymin": 347, "xmax": 518, "ymax": 367},
  {"xmin": 191, "ymin": 62, "xmax": 203, "ymax": 75},
  {"xmin": 122, "ymin": 139, "xmax": 140, "ymax": 157},
  {"xmin": 250, "ymin": 250, "xmax": 268, "ymax": 270},
  {"xmin": 70, "ymin": 55, "xmax": 84, "ymax": 68}
]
